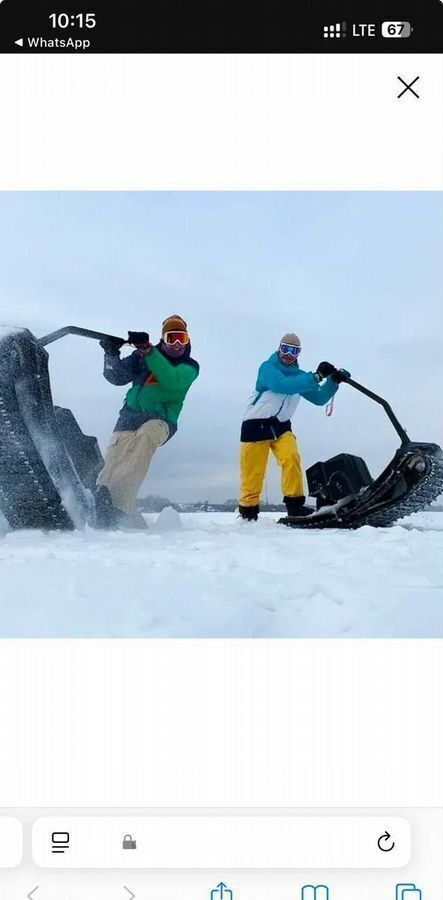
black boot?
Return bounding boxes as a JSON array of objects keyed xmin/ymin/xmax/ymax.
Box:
[
  {"xmin": 94, "ymin": 485, "xmax": 123, "ymax": 529},
  {"xmin": 238, "ymin": 504, "xmax": 259, "ymax": 521},
  {"xmin": 284, "ymin": 495, "xmax": 313, "ymax": 518}
]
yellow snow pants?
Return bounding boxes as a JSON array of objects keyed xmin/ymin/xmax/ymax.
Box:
[{"xmin": 239, "ymin": 431, "xmax": 304, "ymax": 507}]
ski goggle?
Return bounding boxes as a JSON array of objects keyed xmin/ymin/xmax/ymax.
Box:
[
  {"xmin": 279, "ymin": 343, "xmax": 301, "ymax": 357},
  {"xmin": 164, "ymin": 331, "xmax": 190, "ymax": 346}
]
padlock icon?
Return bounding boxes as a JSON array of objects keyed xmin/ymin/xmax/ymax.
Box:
[{"xmin": 122, "ymin": 833, "xmax": 137, "ymax": 850}]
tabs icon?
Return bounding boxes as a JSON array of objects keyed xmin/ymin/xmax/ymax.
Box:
[{"xmin": 396, "ymin": 887, "xmax": 422, "ymax": 900}]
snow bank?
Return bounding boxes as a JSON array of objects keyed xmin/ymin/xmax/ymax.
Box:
[{"xmin": 0, "ymin": 512, "xmax": 442, "ymax": 638}]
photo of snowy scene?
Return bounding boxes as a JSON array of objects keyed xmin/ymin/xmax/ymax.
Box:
[{"xmin": 0, "ymin": 192, "xmax": 442, "ymax": 637}]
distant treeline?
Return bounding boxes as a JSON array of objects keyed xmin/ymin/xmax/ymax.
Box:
[{"xmin": 138, "ymin": 495, "xmax": 286, "ymax": 513}]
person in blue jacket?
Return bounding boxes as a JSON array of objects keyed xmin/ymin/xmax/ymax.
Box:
[{"xmin": 239, "ymin": 332, "xmax": 350, "ymax": 520}]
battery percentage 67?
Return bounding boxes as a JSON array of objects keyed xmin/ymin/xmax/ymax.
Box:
[{"xmin": 382, "ymin": 21, "xmax": 413, "ymax": 37}]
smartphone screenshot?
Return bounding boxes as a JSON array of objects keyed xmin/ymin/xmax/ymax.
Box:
[{"xmin": 0, "ymin": 1, "xmax": 442, "ymax": 898}]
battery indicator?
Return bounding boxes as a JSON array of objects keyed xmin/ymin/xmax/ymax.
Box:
[{"xmin": 382, "ymin": 21, "xmax": 412, "ymax": 38}]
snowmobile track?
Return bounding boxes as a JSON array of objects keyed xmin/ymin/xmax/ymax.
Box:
[
  {"xmin": 280, "ymin": 443, "xmax": 443, "ymax": 530},
  {"xmin": 362, "ymin": 445, "xmax": 443, "ymax": 528},
  {"xmin": 0, "ymin": 328, "xmax": 96, "ymax": 530},
  {"xmin": 0, "ymin": 382, "xmax": 73, "ymax": 530}
]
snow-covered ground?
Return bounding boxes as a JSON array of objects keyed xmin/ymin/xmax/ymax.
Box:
[{"xmin": 0, "ymin": 508, "xmax": 442, "ymax": 638}]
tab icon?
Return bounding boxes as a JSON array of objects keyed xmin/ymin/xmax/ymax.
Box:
[{"xmin": 396, "ymin": 887, "xmax": 422, "ymax": 900}]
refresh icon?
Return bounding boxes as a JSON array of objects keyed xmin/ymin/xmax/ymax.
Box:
[{"xmin": 378, "ymin": 831, "xmax": 396, "ymax": 852}]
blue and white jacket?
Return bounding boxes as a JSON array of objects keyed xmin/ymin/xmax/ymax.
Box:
[{"xmin": 241, "ymin": 352, "xmax": 338, "ymax": 442}]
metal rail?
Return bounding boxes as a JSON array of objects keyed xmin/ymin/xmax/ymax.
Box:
[{"xmin": 38, "ymin": 326, "xmax": 125, "ymax": 347}]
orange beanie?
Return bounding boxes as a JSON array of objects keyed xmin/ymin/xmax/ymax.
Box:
[{"xmin": 162, "ymin": 315, "xmax": 188, "ymax": 336}]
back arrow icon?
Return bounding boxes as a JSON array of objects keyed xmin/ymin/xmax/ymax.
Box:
[
  {"xmin": 124, "ymin": 888, "xmax": 135, "ymax": 900},
  {"xmin": 28, "ymin": 889, "xmax": 39, "ymax": 900}
]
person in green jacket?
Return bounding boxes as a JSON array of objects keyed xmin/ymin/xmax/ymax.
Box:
[{"xmin": 98, "ymin": 315, "xmax": 199, "ymax": 529}]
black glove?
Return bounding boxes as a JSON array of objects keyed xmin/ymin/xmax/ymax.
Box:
[
  {"xmin": 330, "ymin": 367, "xmax": 351, "ymax": 383},
  {"xmin": 316, "ymin": 361, "xmax": 336, "ymax": 379},
  {"xmin": 127, "ymin": 331, "xmax": 150, "ymax": 347},
  {"xmin": 99, "ymin": 336, "xmax": 125, "ymax": 354}
]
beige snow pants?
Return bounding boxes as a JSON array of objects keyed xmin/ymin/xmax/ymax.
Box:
[{"xmin": 98, "ymin": 419, "xmax": 169, "ymax": 516}]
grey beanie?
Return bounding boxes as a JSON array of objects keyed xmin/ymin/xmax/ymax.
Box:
[{"xmin": 280, "ymin": 332, "xmax": 301, "ymax": 346}]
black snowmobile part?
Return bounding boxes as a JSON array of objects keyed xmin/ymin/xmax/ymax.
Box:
[
  {"xmin": 39, "ymin": 325, "xmax": 125, "ymax": 347},
  {"xmin": 279, "ymin": 375, "xmax": 443, "ymax": 530},
  {"xmin": 53, "ymin": 406, "xmax": 104, "ymax": 492},
  {"xmin": 280, "ymin": 442, "xmax": 443, "ymax": 530},
  {"xmin": 0, "ymin": 328, "xmax": 96, "ymax": 530},
  {"xmin": 307, "ymin": 452, "xmax": 373, "ymax": 509}
]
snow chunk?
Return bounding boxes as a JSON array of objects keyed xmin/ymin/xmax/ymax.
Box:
[{"xmin": 153, "ymin": 506, "xmax": 183, "ymax": 532}]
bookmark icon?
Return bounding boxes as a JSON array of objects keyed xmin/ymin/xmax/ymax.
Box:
[{"xmin": 302, "ymin": 887, "xmax": 329, "ymax": 900}]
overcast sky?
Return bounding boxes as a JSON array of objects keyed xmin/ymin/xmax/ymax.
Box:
[{"xmin": 0, "ymin": 192, "xmax": 442, "ymax": 502}]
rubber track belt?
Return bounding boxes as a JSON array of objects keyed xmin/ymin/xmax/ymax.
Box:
[
  {"xmin": 0, "ymin": 385, "xmax": 72, "ymax": 529},
  {"xmin": 280, "ymin": 444, "xmax": 443, "ymax": 530}
]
